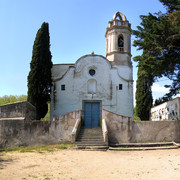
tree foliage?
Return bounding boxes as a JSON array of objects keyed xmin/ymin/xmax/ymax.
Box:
[
  {"xmin": 0, "ymin": 95, "xmax": 27, "ymax": 106},
  {"xmin": 154, "ymin": 96, "xmax": 172, "ymax": 106},
  {"xmin": 133, "ymin": 106, "xmax": 141, "ymax": 121},
  {"xmin": 135, "ymin": 62, "xmax": 153, "ymax": 120},
  {"xmin": 27, "ymin": 22, "xmax": 52, "ymax": 120},
  {"xmin": 133, "ymin": 0, "xmax": 180, "ymax": 120},
  {"xmin": 160, "ymin": 0, "xmax": 180, "ymax": 13},
  {"xmin": 41, "ymin": 103, "xmax": 50, "ymax": 121},
  {"xmin": 133, "ymin": 0, "xmax": 180, "ymax": 97}
]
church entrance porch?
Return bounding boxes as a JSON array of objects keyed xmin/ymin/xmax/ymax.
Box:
[{"xmin": 84, "ymin": 101, "xmax": 101, "ymax": 127}]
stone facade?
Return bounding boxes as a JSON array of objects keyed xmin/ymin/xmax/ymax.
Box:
[{"xmin": 50, "ymin": 12, "xmax": 133, "ymax": 122}]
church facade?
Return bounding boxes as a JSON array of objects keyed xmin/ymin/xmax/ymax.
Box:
[
  {"xmin": 2, "ymin": 13, "xmax": 180, "ymax": 149},
  {"xmin": 50, "ymin": 12, "xmax": 133, "ymax": 126}
]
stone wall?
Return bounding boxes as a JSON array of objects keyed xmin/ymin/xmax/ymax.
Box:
[
  {"xmin": 106, "ymin": 119, "xmax": 180, "ymax": 145},
  {"xmin": 103, "ymin": 108, "xmax": 180, "ymax": 144},
  {"xmin": 102, "ymin": 109, "xmax": 132, "ymax": 122},
  {"xmin": 131, "ymin": 121, "xmax": 180, "ymax": 143},
  {"xmin": 0, "ymin": 110, "xmax": 81, "ymax": 149},
  {"xmin": 0, "ymin": 101, "xmax": 36, "ymax": 120},
  {"xmin": 102, "ymin": 109, "xmax": 132, "ymax": 144},
  {"xmin": 0, "ymin": 108, "xmax": 180, "ymax": 148}
]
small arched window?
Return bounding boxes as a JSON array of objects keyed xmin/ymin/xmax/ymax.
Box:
[{"xmin": 118, "ymin": 35, "xmax": 124, "ymax": 52}]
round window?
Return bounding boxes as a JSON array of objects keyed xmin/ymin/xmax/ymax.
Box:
[{"xmin": 89, "ymin": 69, "xmax": 95, "ymax": 76}]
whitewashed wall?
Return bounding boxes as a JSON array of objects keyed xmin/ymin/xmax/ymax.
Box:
[
  {"xmin": 50, "ymin": 55, "xmax": 133, "ymax": 120},
  {"xmin": 151, "ymin": 97, "xmax": 180, "ymax": 121}
]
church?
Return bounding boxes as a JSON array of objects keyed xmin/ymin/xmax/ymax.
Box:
[
  {"xmin": 50, "ymin": 12, "xmax": 133, "ymax": 126},
  {"xmin": 1, "ymin": 12, "xmax": 180, "ymax": 149}
]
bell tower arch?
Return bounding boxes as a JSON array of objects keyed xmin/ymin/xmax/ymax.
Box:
[{"xmin": 105, "ymin": 12, "xmax": 132, "ymax": 67}]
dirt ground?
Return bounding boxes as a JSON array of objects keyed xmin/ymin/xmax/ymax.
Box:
[{"xmin": 0, "ymin": 149, "xmax": 180, "ymax": 180}]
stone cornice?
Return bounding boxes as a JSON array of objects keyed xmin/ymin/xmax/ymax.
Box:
[
  {"xmin": 105, "ymin": 26, "xmax": 131, "ymax": 37},
  {"xmin": 106, "ymin": 51, "xmax": 132, "ymax": 57}
]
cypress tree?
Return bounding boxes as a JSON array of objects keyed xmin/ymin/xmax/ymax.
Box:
[
  {"xmin": 136, "ymin": 61, "xmax": 153, "ymax": 120},
  {"xmin": 27, "ymin": 22, "xmax": 52, "ymax": 120}
]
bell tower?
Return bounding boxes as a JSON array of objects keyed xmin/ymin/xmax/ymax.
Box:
[{"xmin": 105, "ymin": 12, "xmax": 132, "ymax": 67}]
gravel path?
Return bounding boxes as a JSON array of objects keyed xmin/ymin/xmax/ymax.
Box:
[{"xmin": 0, "ymin": 149, "xmax": 180, "ymax": 180}]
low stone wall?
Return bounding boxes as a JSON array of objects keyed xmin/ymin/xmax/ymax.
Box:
[
  {"xmin": 53, "ymin": 110, "xmax": 81, "ymax": 121},
  {"xmin": 106, "ymin": 120, "xmax": 180, "ymax": 145},
  {"xmin": 1, "ymin": 108, "xmax": 180, "ymax": 148},
  {"xmin": 102, "ymin": 109, "xmax": 132, "ymax": 144},
  {"xmin": 106, "ymin": 120, "xmax": 132, "ymax": 144},
  {"xmin": 103, "ymin": 109, "xmax": 180, "ymax": 144},
  {"xmin": 131, "ymin": 121, "xmax": 180, "ymax": 143},
  {"xmin": 0, "ymin": 110, "xmax": 81, "ymax": 149},
  {"xmin": 0, "ymin": 101, "xmax": 36, "ymax": 120},
  {"xmin": 102, "ymin": 109, "xmax": 131, "ymax": 122}
]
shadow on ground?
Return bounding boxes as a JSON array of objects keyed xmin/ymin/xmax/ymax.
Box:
[{"xmin": 0, "ymin": 153, "xmax": 13, "ymax": 170}]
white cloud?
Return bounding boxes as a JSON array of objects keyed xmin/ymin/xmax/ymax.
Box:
[
  {"xmin": 133, "ymin": 82, "xmax": 170, "ymax": 106},
  {"xmin": 152, "ymin": 83, "xmax": 170, "ymax": 93}
]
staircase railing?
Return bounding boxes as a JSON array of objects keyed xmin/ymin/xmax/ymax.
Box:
[
  {"xmin": 72, "ymin": 118, "xmax": 81, "ymax": 143},
  {"xmin": 102, "ymin": 119, "xmax": 108, "ymax": 146}
]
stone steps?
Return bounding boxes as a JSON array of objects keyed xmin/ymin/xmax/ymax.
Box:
[
  {"xmin": 76, "ymin": 139, "xmax": 105, "ymax": 143},
  {"xmin": 75, "ymin": 146, "xmax": 109, "ymax": 151},
  {"xmin": 109, "ymin": 145, "xmax": 179, "ymax": 151},
  {"xmin": 109, "ymin": 142, "xmax": 180, "ymax": 151},
  {"xmin": 110, "ymin": 142, "xmax": 175, "ymax": 147},
  {"xmin": 75, "ymin": 127, "xmax": 108, "ymax": 150}
]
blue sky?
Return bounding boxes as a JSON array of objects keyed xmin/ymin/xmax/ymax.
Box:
[{"xmin": 0, "ymin": 0, "xmax": 173, "ymax": 101}]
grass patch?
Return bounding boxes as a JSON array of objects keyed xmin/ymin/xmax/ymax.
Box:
[
  {"xmin": 41, "ymin": 103, "xmax": 50, "ymax": 121},
  {"xmin": 2, "ymin": 144, "xmax": 74, "ymax": 153}
]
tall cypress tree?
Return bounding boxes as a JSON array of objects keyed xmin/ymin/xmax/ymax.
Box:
[
  {"xmin": 136, "ymin": 61, "xmax": 153, "ymax": 120},
  {"xmin": 27, "ymin": 22, "xmax": 52, "ymax": 120}
]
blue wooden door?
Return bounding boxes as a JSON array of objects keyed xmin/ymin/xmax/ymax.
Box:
[
  {"xmin": 84, "ymin": 102, "xmax": 92, "ymax": 127},
  {"xmin": 84, "ymin": 102, "xmax": 100, "ymax": 127}
]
